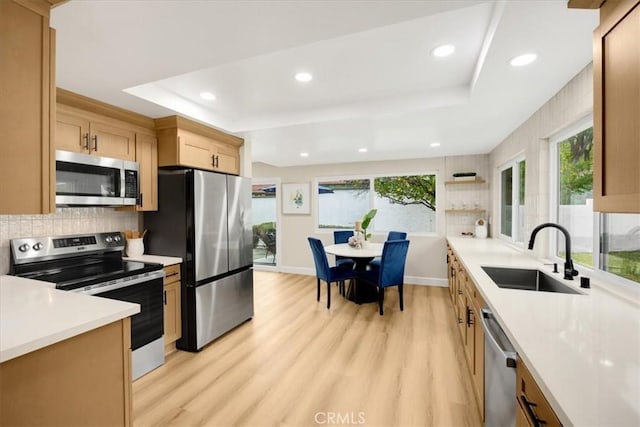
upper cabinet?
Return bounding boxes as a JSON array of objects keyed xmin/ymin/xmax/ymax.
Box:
[
  {"xmin": 0, "ymin": 0, "xmax": 55, "ymax": 214},
  {"xmin": 57, "ymin": 89, "xmax": 159, "ymax": 211},
  {"xmin": 155, "ymin": 115, "xmax": 243, "ymax": 176},
  {"xmin": 592, "ymin": 0, "xmax": 640, "ymax": 212},
  {"xmin": 56, "ymin": 105, "xmax": 136, "ymax": 161}
]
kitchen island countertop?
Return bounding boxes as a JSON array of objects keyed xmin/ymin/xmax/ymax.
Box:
[
  {"xmin": 0, "ymin": 275, "xmax": 139, "ymax": 363},
  {"xmin": 447, "ymin": 237, "xmax": 640, "ymax": 426}
]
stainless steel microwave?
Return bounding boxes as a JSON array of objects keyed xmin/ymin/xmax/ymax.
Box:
[{"xmin": 55, "ymin": 150, "xmax": 139, "ymax": 206}]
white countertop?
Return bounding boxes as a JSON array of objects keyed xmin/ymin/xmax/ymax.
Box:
[
  {"xmin": 447, "ymin": 237, "xmax": 640, "ymax": 426},
  {"xmin": 0, "ymin": 276, "xmax": 140, "ymax": 364},
  {"xmin": 123, "ymin": 254, "xmax": 182, "ymax": 266}
]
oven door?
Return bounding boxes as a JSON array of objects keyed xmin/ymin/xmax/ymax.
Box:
[
  {"xmin": 55, "ymin": 150, "xmax": 126, "ymax": 206},
  {"xmin": 94, "ymin": 275, "xmax": 164, "ymax": 351}
]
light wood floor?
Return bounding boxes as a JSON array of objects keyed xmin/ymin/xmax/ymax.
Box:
[{"xmin": 133, "ymin": 272, "xmax": 482, "ymax": 426}]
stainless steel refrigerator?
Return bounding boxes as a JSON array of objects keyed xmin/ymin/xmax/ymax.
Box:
[{"xmin": 144, "ymin": 169, "xmax": 253, "ymax": 352}]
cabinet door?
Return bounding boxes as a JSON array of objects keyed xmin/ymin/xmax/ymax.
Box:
[
  {"xmin": 90, "ymin": 121, "xmax": 136, "ymax": 161},
  {"xmin": 163, "ymin": 280, "xmax": 181, "ymax": 350},
  {"xmin": 0, "ymin": 0, "xmax": 54, "ymax": 214},
  {"xmin": 472, "ymin": 302, "xmax": 485, "ymax": 420},
  {"xmin": 211, "ymin": 141, "xmax": 239, "ymax": 175},
  {"xmin": 593, "ymin": 0, "xmax": 640, "ymax": 212},
  {"xmin": 56, "ymin": 112, "xmax": 90, "ymax": 154},
  {"xmin": 135, "ymin": 134, "xmax": 158, "ymax": 211},
  {"xmin": 178, "ymin": 131, "xmax": 215, "ymax": 171}
]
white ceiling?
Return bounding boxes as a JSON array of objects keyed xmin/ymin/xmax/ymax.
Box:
[{"xmin": 51, "ymin": 0, "xmax": 598, "ymax": 167}]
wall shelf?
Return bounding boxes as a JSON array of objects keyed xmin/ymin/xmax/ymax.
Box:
[
  {"xmin": 445, "ymin": 178, "xmax": 486, "ymax": 185},
  {"xmin": 445, "ymin": 209, "xmax": 486, "ymax": 214}
]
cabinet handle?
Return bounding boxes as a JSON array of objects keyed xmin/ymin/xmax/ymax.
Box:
[
  {"xmin": 166, "ymin": 272, "xmax": 179, "ymax": 278},
  {"xmin": 520, "ymin": 395, "xmax": 546, "ymax": 427},
  {"xmin": 458, "ymin": 289, "xmax": 463, "ymax": 295},
  {"xmin": 163, "ymin": 290, "xmax": 167, "ymax": 305},
  {"xmin": 92, "ymin": 135, "xmax": 98, "ymax": 151},
  {"xmin": 466, "ymin": 307, "xmax": 474, "ymax": 327},
  {"xmin": 138, "ymin": 193, "xmax": 143, "ymax": 206},
  {"xmin": 211, "ymin": 154, "xmax": 219, "ymax": 168},
  {"xmin": 215, "ymin": 155, "xmax": 219, "ymax": 168},
  {"xmin": 446, "ymin": 254, "xmax": 449, "ymax": 263},
  {"xmin": 82, "ymin": 133, "xmax": 90, "ymax": 150}
]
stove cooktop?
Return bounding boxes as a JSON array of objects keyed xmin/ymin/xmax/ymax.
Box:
[{"xmin": 15, "ymin": 259, "xmax": 163, "ymax": 291}]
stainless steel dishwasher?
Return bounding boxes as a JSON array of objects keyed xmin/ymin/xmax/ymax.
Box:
[{"xmin": 481, "ymin": 308, "xmax": 517, "ymax": 427}]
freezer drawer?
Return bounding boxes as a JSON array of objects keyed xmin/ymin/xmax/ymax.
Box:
[{"xmin": 195, "ymin": 268, "xmax": 254, "ymax": 350}]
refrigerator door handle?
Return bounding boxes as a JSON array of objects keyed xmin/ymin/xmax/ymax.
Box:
[{"xmin": 481, "ymin": 308, "xmax": 517, "ymax": 368}]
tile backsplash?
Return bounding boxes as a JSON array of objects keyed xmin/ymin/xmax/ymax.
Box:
[{"xmin": 0, "ymin": 208, "xmax": 139, "ymax": 275}]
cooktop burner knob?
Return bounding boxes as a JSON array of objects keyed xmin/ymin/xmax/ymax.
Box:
[
  {"xmin": 33, "ymin": 242, "xmax": 43, "ymax": 251},
  {"xmin": 105, "ymin": 236, "xmax": 113, "ymax": 243},
  {"xmin": 18, "ymin": 243, "xmax": 30, "ymax": 252},
  {"xmin": 113, "ymin": 235, "xmax": 121, "ymax": 242}
]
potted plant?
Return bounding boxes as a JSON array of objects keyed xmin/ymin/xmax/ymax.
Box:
[{"xmin": 361, "ymin": 209, "xmax": 377, "ymax": 241}]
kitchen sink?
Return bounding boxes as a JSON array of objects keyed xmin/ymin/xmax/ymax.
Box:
[{"xmin": 481, "ymin": 266, "xmax": 582, "ymax": 294}]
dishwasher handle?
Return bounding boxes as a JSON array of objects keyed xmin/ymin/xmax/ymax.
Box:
[{"xmin": 481, "ymin": 308, "xmax": 517, "ymax": 368}]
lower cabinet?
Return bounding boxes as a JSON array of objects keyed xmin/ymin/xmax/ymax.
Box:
[
  {"xmin": 0, "ymin": 318, "xmax": 132, "ymax": 425},
  {"xmin": 163, "ymin": 264, "xmax": 182, "ymax": 354},
  {"xmin": 447, "ymin": 245, "xmax": 485, "ymax": 421},
  {"xmin": 516, "ymin": 358, "xmax": 562, "ymax": 427}
]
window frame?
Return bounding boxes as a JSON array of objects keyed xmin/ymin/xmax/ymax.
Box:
[
  {"xmin": 549, "ymin": 117, "xmax": 640, "ymax": 292},
  {"xmin": 314, "ymin": 171, "xmax": 440, "ymax": 237},
  {"xmin": 498, "ymin": 154, "xmax": 526, "ymax": 244}
]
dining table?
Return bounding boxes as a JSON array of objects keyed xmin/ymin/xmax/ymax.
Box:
[{"xmin": 324, "ymin": 242, "xmax": 383, "ymax": 304}]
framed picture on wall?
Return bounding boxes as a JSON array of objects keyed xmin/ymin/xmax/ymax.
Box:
[{"xmin": 282, "ymin": 182, "xmax": 311, "ymax": 215}]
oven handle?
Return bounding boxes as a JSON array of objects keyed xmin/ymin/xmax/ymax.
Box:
[{"xmin": 71, "ymin": 270, "xmax": 165, "ymax": 296}]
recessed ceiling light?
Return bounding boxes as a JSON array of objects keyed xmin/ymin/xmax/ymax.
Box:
[
  {"xmin": 295, "ymin": 72, "xmax": 313, "ymax": 83},
  {"xmin": 358, "ymin": 148, "xmax": 368, "ymax": 153},
  {"xmin": 510, "ymin": 53, "xmax": 537, "ymax": 67},
  {"xmin": 430, "ymin": 142, "xmax": 441, "ymax": 147},
  {"xmin": 199, "ymin": 92, "xmax": 216, "ymax": 100},
  {"xmin": 300, "ymin": 152, "xmax": 309, "ymax": 157},
  {"xmin": 432, "ymin": 45, "xmax": 455, "ymax": 58}
]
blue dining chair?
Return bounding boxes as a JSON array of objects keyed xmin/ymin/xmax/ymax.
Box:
[
  {"xmin": 333, "ymin": 230, "xmax": 355, "ymax": 270},
  {"xmin": 308, "ymin": 237, "xmax": 358, "ymax": 309},
  {"xmin": 359, "ymin": 239, "xmax": 410, "ymax": 315},
  {"xmin": 368, "ymin": 231, "xmax": 407, "ymax": 270}
]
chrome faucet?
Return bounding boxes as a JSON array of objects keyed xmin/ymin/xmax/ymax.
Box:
[{"xmin": 528, "ymin": 222, "xmax": 579, "ymax": 280}]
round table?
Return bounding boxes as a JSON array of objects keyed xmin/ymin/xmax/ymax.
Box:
[{"xmin": 324, "ymin": 242, "xmax": 383, "ymax": 304}]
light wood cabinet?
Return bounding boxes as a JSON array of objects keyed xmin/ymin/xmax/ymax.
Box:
[
  {"xmin": 156, "ymin": 115, "xmax": 243, "ymax": 175},
  {"xmin": 56, "ymin": 105, "xmax": 136, "ymax": 161},
  {"xmin": 448, "ymin": 245, "xmax": 485, "ymax": 421},
  {"xmin": 0, "ymin": 318, "xmax": 132, "ymax": 426},
  {"xmin": 516, "ymin": 358, "xmax": 562, "ymax": 427},
  {"xmin": 135, "ymin": 134, "xmax": 158, "ymax": 211},
  {"xmin": 592, "ymin": 0, "xmax": 640, "ymax": 213},
  {"xmin": 57, "ymin": 90, "xmax": 160, "ymax": 210},
  {"xmin": 0, "ymin": 0, "xmax": 55, "ymax": 214},
  {"xmin": 163, "ymin": 264, "xmax": 182, "ymax": 354}
]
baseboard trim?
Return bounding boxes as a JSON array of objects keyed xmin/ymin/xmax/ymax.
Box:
[{"xmin": 256, "ymin": 265, "xmax": 448, "ymax": 288}]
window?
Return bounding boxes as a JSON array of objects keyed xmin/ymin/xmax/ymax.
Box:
[
  {"xmin": 554, "ymin": 125, "xmax": 594, "ymax": 267},
  {"xmin": 600, "ymin": 214, "xmax": 640, "ymax": 284},
  {"xmin": 499, "ymin": 158, "xmax": 526, "ymax": 242},
  {"xmin": 551, "ymin": 120, "xmax": 639, "ymax": 286},
  {"xmin": 317, "ymin": 179, "xmax": 370, "ymax": 229},
  {"xmin": 317, "ymin": 174, "xmax": 437, "ymax": 233},
  {"xmin": 252, "ymin": 181, "xmax": 277, "ymax": 266}
]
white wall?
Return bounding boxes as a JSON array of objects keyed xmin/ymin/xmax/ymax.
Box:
[
  {"xmin": 253, "ymin": 154, "xmax": 490, "ymax": 285},
  {"xmin": 489, "ymin": 63, "xmax": 593, "ymax": 258}
]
